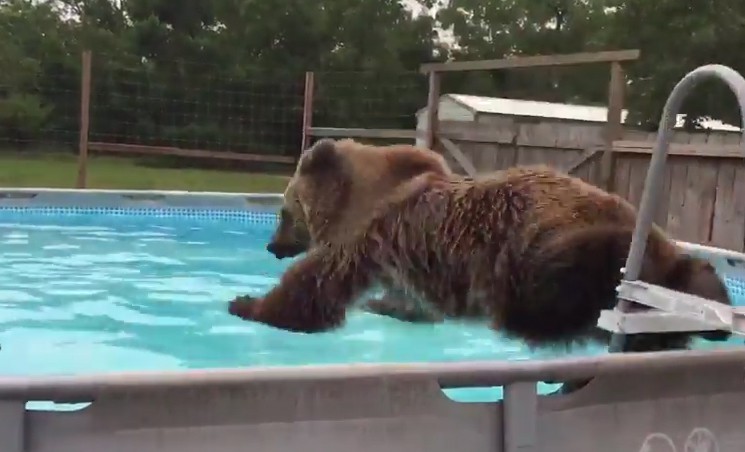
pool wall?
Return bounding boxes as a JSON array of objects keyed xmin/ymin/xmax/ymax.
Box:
[
  {"xmin": 1, "ymin": 188, "xmax": 745, "ymax": 451},
  {"xmin": 1, "ymin": 349, "xmax": 745, "ymax": 452}
]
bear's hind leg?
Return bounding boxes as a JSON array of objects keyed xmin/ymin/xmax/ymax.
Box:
[
  {"xmin": 228, "ymin": 245, "xmax": 375, "ymax": 333},
  {"xmin": 361, "ymin": 287, "xmax": 444, "ymax": 323},
  {"xmin": 497, "ymin": 224, "xmax": 632, "ymax": 348}
]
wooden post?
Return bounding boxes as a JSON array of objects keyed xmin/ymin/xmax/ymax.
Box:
[
  {"xmin": 301, "ymin": 71, "xmax": 315, "ymax": 152},
  {"xmin": 425, "ymin": 71, "xmax": 441, "ymax": 149},
  {"xmin": 602, "ymin": 61, "xmax": 625, "ymax": 192},
  {"xmin": 76, "ymin": 50, "xmax": 92, "ymax": 189}
]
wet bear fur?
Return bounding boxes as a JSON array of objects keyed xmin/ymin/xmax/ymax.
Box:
[
  {"xmin": 265, "ymin": 138, "xmax": 453, "ymax": 323},
  {"xmin": 231, "ymin": 138, "xmax": 732, "ymax": 351}
]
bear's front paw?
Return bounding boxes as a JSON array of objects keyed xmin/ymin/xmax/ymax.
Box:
[{"xmin": 228, "ymin": 295, "xmax": 257, "ymax": 320}]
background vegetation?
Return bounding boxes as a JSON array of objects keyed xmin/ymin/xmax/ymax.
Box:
[{"xmin": 0, "ymin": 0, "xmax": 743, "ymax": 190}]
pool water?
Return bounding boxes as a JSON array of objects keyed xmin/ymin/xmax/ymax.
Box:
[{"xmin": 0, "ymin": 210, "xmax": 742, "ymax": 408}]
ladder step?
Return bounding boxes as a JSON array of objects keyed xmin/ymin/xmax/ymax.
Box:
[
  {"xmin": 597, "ymin": 280, "xmax": 745, "ymax": 335},
  {"xmin": 597, "ymin": 309, "xmax": 735, "ymax": 335}
]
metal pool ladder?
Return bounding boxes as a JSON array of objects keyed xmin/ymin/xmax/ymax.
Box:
[{"xmin": 596, "ymin": 64, "xmax": 745, "ymax": 350}]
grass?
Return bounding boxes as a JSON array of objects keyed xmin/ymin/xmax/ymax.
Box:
[{"xmin": 0, "ymin": 153, "xmax": 291, "ymax": 193}]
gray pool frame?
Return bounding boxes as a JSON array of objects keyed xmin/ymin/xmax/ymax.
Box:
[{"xmin": 4, "ymin": 64, "xmax": 745, "ymax": 451}]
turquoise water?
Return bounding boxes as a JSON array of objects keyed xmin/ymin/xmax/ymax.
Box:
[{"xmin": 0, "ymin": 211, "xmax": 741, "ymax": 409}]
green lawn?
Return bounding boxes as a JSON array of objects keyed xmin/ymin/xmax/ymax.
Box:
[{"xmin": 0, "ymin": 153, "xmax": 291, "ymax": 193}]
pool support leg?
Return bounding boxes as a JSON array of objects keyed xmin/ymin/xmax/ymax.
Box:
[
  {"xmin": 0, "ymin": 401, "xmax": 25, "ymax": 452},
  {"xmin": 503, "ymin": 382, "xmax": 538, "ymax": 452},
  {"xmin": 609, "ymin": 65, "xmax": 745, "ymax": 353}
]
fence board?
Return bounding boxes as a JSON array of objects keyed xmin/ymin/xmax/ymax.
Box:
[
  {"xmin": 652, "ymin": 161, "xmax": 674, "ymax": 229},
  {"xmin": 496, "ymin": 142, "xmax": 519, "ymax": 171},
  {"xmin": 680, "ymin": 160, "xmax": 718, "ymax": 244},
  {"xmin": 613, "ymin": 157, "xmax": 632, "ymax": 201},
  {"xmin": 711, "ymin": 162, "xmax": 745, "ymax": 251},
  {"xmin": 625, "ymin": 156, "xmax": 649, "ymax": 208},
  {"xmin": 663, "ymin": 160, "xmax": 690, "ymax": 241},
  {"xmin": 474, "ymin": 143, "xmax": 499, "ymax": 173}
]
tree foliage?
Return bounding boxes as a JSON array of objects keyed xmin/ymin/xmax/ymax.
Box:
[{"xmin": 0, "ymin": 0, "xmax": 743, "ymax": 155}]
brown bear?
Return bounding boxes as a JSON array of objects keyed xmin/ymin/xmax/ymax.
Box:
[
  {"xmin": 265, "ymin": 138, "xmax": 452, "ymax": 323},
  {"xmin": 230, "ymin": 138, "xmax": 732, "ymax": 352}
]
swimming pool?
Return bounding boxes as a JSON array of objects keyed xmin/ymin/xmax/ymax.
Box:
[{"xmin": 0, "ymin": 189, "xmax": 742, "ymax": 410}]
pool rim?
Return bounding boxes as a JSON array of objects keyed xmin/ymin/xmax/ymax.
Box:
[
  {"xmin": 0, "ymin": 187, "xmax": 285, "ymax": 217},
  {"xmin": 1, "ymin": 347, "xmax": 744, "ymax": 402},
  {"xmin": 0, "ymin": 187, "xmax": 284, "ymax": 197}
]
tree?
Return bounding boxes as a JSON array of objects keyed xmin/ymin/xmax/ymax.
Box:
[
  {"xmin": 2, "ymin": 0, "xmax": 743, "ymax": 154},
  {"xmin": 436, "ymin": 0, "xmax": 613, "ymax": 105},
  {"xmin": 604, "ymin": 0, "xmax": 745, "ymax": 129}
]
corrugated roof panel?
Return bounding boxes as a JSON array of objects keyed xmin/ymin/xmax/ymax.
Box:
[{"xmin": 445, "ymin": 93, "xmax": 740, "ymax": 131}]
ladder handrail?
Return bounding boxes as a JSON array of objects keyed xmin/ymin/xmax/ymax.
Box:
[{"xmin": 609, "ymin": 65, "xmax": 745, "ymax": 352}]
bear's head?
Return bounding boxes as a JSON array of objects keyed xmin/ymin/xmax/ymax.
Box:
[{"xmin": 266, "ymin": 138, "xmax": 452, "ymax": 259}]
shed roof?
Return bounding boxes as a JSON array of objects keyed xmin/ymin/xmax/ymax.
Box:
[{"xmin": 418, "ymin": 93, "xmax": 740, "ymax": 132}]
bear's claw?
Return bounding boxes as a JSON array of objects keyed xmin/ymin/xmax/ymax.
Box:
[{"xmin": 228, "ymin": 295, "xmax": 255, "ymax": 319}]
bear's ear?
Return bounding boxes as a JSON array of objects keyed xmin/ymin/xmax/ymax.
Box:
[{"xmin": 298, "ymin": 139, "xmax": 340, "ymax": 175}]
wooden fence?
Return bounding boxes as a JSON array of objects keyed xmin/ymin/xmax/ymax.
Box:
[
  {"xmin": 433, "ymin": 119, "xmax": 745, "ymax": 251},
  {"xmin": 312, "ymin": 120, "xmax": 745, "ymax": 251}
]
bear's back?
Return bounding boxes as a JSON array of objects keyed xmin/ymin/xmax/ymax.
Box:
[{"xmin": 493, "ymin": 165, "xmax": 639, "ymax": 229}]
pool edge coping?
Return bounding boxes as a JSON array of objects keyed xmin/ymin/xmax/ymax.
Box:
[
  {"xmin": 0, "ymin": 187, "xmax": 285, "ymax": 197},
  {"xmin": 2, "ymin": 347, "xmax": 745, "ymax": 401},
  {"xmin": 0, "ymin": 188, "xmax": 285, "ymax": 213}
]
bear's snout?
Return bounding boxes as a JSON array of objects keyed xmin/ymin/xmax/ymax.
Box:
[{"xmin": 266, "ymin": 241, "xmax": 307, "ymax": 259}]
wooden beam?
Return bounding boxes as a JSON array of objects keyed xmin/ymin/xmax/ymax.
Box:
[
  {"xmin": 425, "ymin": 71, "xmax": 441, "ymax": 148},
  {"xmin": 76, "ymin": 50, "xmax": 92, "ymax": 189},
  {"xmin": 301, "ymin": 71, "xmax": 315, "ymax": 151},
  {"xmin": 420, "ymin": 49, "xmax": 640, "ymax": 74},
  {"xmin": 612, "ymin": 140, "xmax": 745, "ymax": 158},
  {"xmin": 89, "ymin": 142, "xmax": 296, "ymax": 164},
  {"xmin": 440, "ymin": 137, "xmax": 477, "ymax": 176},
  {"xmin": 601, "ymin": 61, "xmax": 625, "ymax": 192},
  {"xmin": 309, "ymin": 127, "xmax": 417, "ymax": 139}
]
